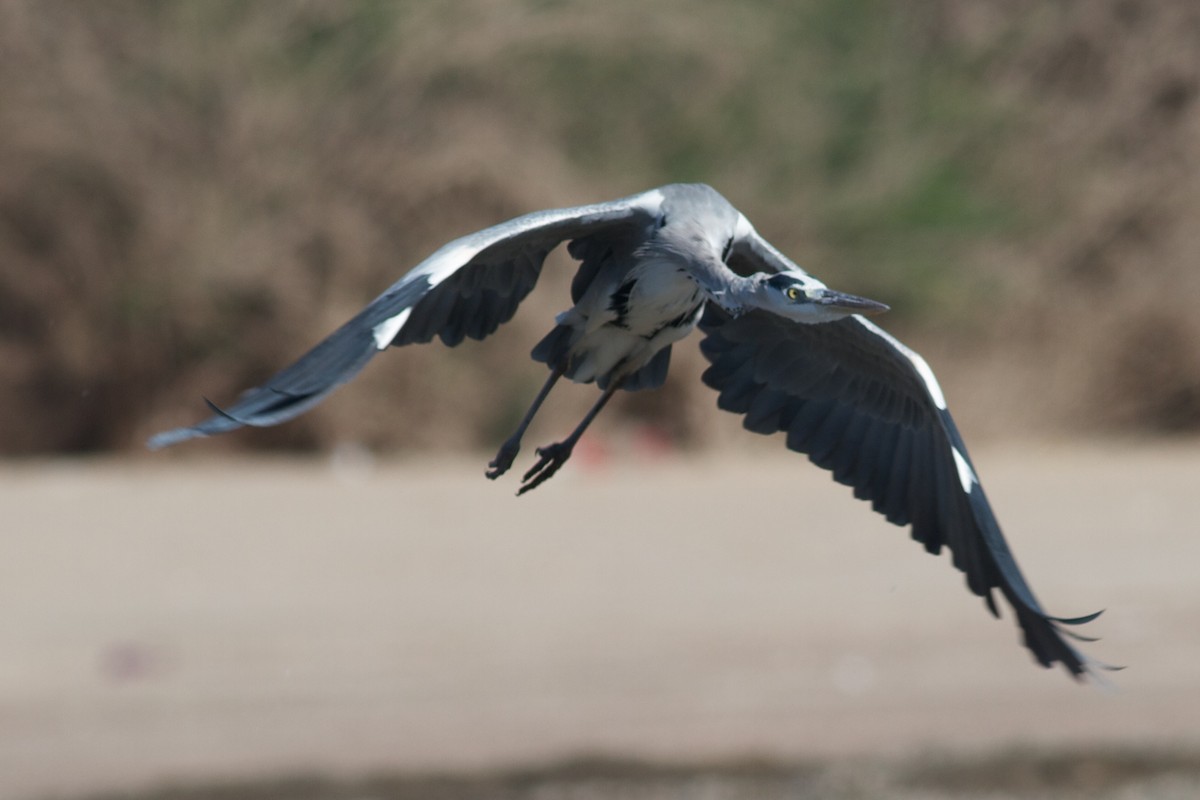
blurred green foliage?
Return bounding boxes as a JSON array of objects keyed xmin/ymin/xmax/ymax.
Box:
[{"xmin": 2, "ymin": 0, "xmax": 1196, "ymax": 453}]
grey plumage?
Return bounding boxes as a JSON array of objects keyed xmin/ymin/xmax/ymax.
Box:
[{"xmin": 148, "ymin": 183, "xmax": 1111, "ymax": 681}]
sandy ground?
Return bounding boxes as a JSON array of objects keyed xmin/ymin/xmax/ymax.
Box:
[{"xmin": 2, "ymin": 441, "xmax": 1199, "ymax": 799}]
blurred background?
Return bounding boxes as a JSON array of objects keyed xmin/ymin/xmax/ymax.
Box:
[
  {"xmin": 2, "ymin": 2, "xmax": 1200, "ymax": 799},
  {"xmin": 4, "ymin": 0, "xmax": 1200, "ymax": 456}
]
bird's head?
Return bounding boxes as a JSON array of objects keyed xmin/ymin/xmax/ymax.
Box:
[{"xmin": 758, "ymin": 271, "xmax": 889, "ymax": 323}]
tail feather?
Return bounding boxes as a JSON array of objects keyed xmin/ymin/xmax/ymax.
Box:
[{"xmin": 531, "ymin": 323, "xmax": 577, "ymax": 370}]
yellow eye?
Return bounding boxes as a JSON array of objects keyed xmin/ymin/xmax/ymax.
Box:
[{"xmin": 785, "ymin": 286, "xmax": 800, "ymax": 301}]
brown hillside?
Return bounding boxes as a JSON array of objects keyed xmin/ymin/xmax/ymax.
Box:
[{"xmin": 1, "ymin": 2, "xmax": 1197, "ymax": 455}]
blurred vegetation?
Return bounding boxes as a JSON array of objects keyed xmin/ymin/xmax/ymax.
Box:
[{"xmin": 1, "ymin": 0, "xmax": 1199, "ymax": 455}]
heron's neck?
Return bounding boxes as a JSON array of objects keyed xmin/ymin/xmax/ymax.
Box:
[{"xmin": 714, "ymin": 273, "xmax": 768, "ymax": 317}]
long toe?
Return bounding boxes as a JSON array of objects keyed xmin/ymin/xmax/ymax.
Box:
[
  {"xmin": 517, "ymin": 443, "xmax": 573, "ymax": 495},
  {"xmin": 485, "ymin": 441, "xmax": 520, "ymax": 480}
]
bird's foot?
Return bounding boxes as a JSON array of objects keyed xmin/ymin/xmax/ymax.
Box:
[
  {"xmin": 485, "ymin": 439, "xmax": 521, "ymax": 480},
  {"xmin": 517, "ymin": 441, "xmax": 574, "ymax": 495}
]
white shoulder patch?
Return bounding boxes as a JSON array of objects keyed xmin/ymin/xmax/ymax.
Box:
[
  {"xmin": 734, "ymin": 212, "xmax": 756, "ymax": 241},
  {"xmin": 856, "ymin": 318, "xmax": 948, "ymax": 410},
  {"xmin": 636, "ymin": 188, "xmax": 666, "ymax": 214}
]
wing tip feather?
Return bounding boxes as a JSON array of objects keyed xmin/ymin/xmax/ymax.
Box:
[
  {"xmin": 145, "ymin": 427, "xmax": 202, "ymax": 450},
  {"xmin": 1049, "ymin": 608, "xmax": 1106, "ymax": 626}
]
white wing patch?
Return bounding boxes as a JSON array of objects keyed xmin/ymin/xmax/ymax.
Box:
[
  {"xmin": 369, "ymin": 241, "xmax": 484, "ymax": 350},
  {"xmin": 951, "ymin": 446, "xmax": 978, "ymax": 493},
  {"xmin": 422, "ymin": 240, "xmax": 484, "ymax": 289},
  {"xmin": 854, "ymin": 316, "xmax": 973, "ymax": 491},
  {"xmin": 372, "ymin": 308, "xmax": 411, "ymax": 350},
  {"xmin": 855, "ymin": 318, "xmax": 948, "ymax": 410}
]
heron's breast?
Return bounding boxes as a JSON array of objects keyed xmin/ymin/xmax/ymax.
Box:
[{"xmin": 608, "ymin": 259, "xmax": 705, "ymax": 337}]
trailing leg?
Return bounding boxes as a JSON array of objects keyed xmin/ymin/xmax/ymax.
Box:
[{"xmin": 486, "ymin": 365, "xmax": 564, "ymax": 479}]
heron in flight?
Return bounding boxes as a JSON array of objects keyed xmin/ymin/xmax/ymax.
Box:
[{"xmin": 149, "ymin": 183, "xmax": 1107, "ymax": 680}]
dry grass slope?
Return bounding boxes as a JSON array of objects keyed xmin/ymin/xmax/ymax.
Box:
[{"xmin": 2, "ymin": 1, "xmax": 1198, "ymax": 455}]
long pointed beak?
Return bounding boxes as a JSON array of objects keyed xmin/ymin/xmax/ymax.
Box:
[{"xmin": 816, "ymin": 289, "xmax": 890, "ymax": 316}]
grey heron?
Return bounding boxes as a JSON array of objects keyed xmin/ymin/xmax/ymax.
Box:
[{"xmin": 149, "ymin": 183, "xmax": 1108, "ymax": 680}]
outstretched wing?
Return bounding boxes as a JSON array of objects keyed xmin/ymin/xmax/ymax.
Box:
[
  {"xmin": 148, "ymin": 188, "xmax": 666, "ymax": 449},
  {"xmin": 704, "ymin": 224, "xmax": 1108, "ymax": 679}
]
